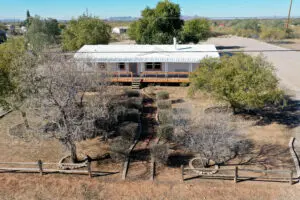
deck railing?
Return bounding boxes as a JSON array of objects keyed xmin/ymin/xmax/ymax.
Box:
[
  {"xmin": 110, "ymin": 71, "xmax": 191, "ymax": 83},
  {"xmin": 111, "ymin": 71, "xmax": 133, "ymax": 82},
  {"xmin": 140, "ymin": 71, "xmax": 191, "ymax": 83}
]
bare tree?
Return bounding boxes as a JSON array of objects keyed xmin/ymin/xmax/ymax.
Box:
[
  {"xmin": 36, "ymin": 54, "xmax": 114, "ymax": 162},
  {"xmin": 174, "ymin": 108, "xmax": 252, "ymax": 167}
]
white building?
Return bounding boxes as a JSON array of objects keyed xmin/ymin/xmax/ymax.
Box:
[
  {"xmin": 112, "ymin": 27, "xmax": 128, "ymax": 34},
  {"xmin": 74, "ymin": 40, "xmax": 219, "ymax": 83}
]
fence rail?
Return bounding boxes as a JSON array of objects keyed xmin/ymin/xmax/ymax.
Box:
[
  {"xmin": 0, "ymin": 160, "xmax": 117, "ymax": 178},
  {"xmin": 181, "ymin": 165, "xmax": 294, "ymax": 185}
]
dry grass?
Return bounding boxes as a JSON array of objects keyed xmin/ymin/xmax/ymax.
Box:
[
  {"xmin": 0, "ymin": 86, "xmax": 298, "ymax": 199},
  {"xmin": 0, "ymin": 111, "xmax": 65, "ymax": 162},
  {"xmin": 0, "ymin": 173, "xmax": 299, "ymax": 200}
]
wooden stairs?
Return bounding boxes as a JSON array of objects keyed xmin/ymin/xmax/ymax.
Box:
[{"xmin": 132, "ymin": 77, "xmax": 141, "ymax": 90}]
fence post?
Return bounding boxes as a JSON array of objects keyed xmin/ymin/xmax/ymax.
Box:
[
  {"xmin": 37, "ymin": 160, "xmax": 43, "ymax": 176},
  {"xmin": 86, "ymin": 155, "xmax": 92, "ymax": 178},
  {"xmin": 181, "ymin": 165, "xmax": 184, "ymax": 182},
  {"xmin": 289, "ymin": 170, "xmax": 293, "ymax": 185},
  {"xmin": 150, "ymin": 160, "xmax": 155, "ymax": 181},
  {"xmin": 234, "ymin": 166, "xmax": 238, "ymax": 183}
]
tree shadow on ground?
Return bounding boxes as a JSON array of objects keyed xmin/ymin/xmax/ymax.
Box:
[
  {"xmin": 167, "ymin": 152, "xmax": 194, "ymax": 168},
  {"xmin": 216, "ymin": 46, "xmax": 243, "ymax": 57},
  {"xmin": 130, "ymin": 148, "xmax": 150, "ymax": 162},
  {"xmin": 231, "ymin": 143, "xmax": 293, "ymax": 169},
  {"xmin": 269, "ymin": 41, "xmax": 295, "ymax": 45},
  {"xmin": 237, "ymin": 98, "xmax": 300, "ymax": 128},
  {"xmin": 216, "ymin": 46, "xmax": 244, "ymax": 50},
  {"xmin": 171, "ymin": 99, "xmax": 185, "ymax": 104}
]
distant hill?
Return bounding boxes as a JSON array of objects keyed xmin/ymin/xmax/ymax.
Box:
[
  {"xmin": 106, "ymin": 16, "xmax": 138, "ymax": 22},
  {"xmin": 0, "ymin": 19, "xmax": 22, "ymax": 23}
]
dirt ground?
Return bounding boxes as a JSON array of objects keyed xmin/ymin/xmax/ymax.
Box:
[
  {"xmin": 0, "ymin": 86, "xmax": 298, "ymax": 199},
  {"xmin": 270, "ymin": 39, "xmax": 300, "ymax": 50},
  {"xmin": 0, "ymin": 173, "xmax": 299, "ymax": 200}
]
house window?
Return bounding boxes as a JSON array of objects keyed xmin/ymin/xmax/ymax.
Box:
[
  {"xmin": 118, "ymin": 63, "xmax": 126, "ymax": 70},
  {"xmin": 97, "ymin": 63, "xmax": 106, "ymax": 70},
  {"xmin": 145, "ymin": 62, "xmax": 161, "ymax": 71}
]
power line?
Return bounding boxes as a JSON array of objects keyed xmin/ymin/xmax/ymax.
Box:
[{"xmin": 1, "ymin": 49, "xmax": 299, "ymax": 54}]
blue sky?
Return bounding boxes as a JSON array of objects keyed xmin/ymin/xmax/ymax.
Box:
[{"xmin": 0, "ymin": 0, "xmax": 299, "ymax": 20}]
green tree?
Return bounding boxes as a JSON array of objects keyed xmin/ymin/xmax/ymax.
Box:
[
  {"xmin": 128, "ymin": 0, "xmax": 183, "ymax": 44},
  {"xmin": 0, "ymin": 23, "xmax": 6, "ymax": 30},
  {"xmin": 0, "ymin": 38, "xmax": 25, "ymax": 99},
  {"xmin": 127, "ymin": 21, "xmax": 138, "ymax": 41},
  {"xmin": 25, "ymin": 16, "xmax": 60, "ymax": 52},
  {"xmin": 181, "ymin": 18, "xmax": 210, "ymax": 44},
  {"xmin": 0, "ymin": 37, "xmax": 27, "ymax": 110},
  {"xmin": 20, "ymin": 10, "xmax": 33, "ymax": 27},
  {"xmin": 62, "ymin": 15, "xmax": 111, "ymax": 51},
  {"xmin": 190, "ymin": 54, "xmax": 284, "ymax": 112}
]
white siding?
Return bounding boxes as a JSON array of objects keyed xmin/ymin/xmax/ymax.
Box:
[
  {"xmin": 94, "ymin": 62, "xmax": 199, "ymax": 74},
  {"xmin": 166, "ymin": 63, "xmax": 190, "ymax": 72}
]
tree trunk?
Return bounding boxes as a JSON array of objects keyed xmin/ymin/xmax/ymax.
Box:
[
  {"xmin": 69, "ymin": 141, "xmax": 78, "ymax": 163},
  {"xmin": 21, "ymin": 111, "xmax": 30, "ymax": 129}
]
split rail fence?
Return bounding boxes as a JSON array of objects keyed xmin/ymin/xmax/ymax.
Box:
[
  {"xmin": 0, "ymin": 160, "xmax": 104, "ymax": 178},
  {"xmin": 181, "ymin": 166, "xmax": 295, "ymax": 185}
]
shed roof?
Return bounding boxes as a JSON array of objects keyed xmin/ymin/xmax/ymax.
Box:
[{"xmin": 74, "ymin": 44, "xmax": 220, "ymax": 63}]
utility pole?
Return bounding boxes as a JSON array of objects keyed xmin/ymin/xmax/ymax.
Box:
[{"xmin": 286, "ymin": 0, "xmax": 293, "ymax": 31}]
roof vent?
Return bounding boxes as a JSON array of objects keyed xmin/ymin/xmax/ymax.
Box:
[{"xmin": 173, "ymin": 37, "xmax": 177, "ymax": 50}]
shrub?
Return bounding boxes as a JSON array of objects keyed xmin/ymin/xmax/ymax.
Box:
[
  {"xmin": 110, "ymin": 137, "xmax": 131, "ymax": 161},
  {"xmin": 158, "ymin": 124, "xmax": 174, "ymax": 141},
  {"xmin": 118, "ymin": 122, "xmax": 138, "ymax": 141},
  {"xmin": 158, "ymin": 110, "xmax": 173, "ymax": 124},
  {"xmin": 157, "ymin": 100, "xmax": 172, "ymax": 110},
  {"xmin": 156, "ymin": 91, "xmax": 169, "ymax": 100},
  {"xmin": 124, "ymin": 89, "xmax": 140, "ymax": 97},
  {"xmin": 122, "ymin": 109, "xmax": 140, "ymax": 123},
  {"xmin": 150, "ymin": 144, "xmax": 169, "ymax": 164},
  {"xmin": 260, "ymin": 26, "xmax": 286, "ymax": 41},
  {"xmin": 190, "ymin": 54, "xmax": 284, "ymax": 112},
  {"xmin": 120, "ymin": 97, "xmax": 143, "ymax": 110}
]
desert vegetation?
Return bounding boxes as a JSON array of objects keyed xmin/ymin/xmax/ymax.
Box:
[
  {"xmin": 211, "ymin": 18, "xmax": 300, "ymax": 41},
  {"xmin": 189, "ymin": 53, "xmax": 285, "ymax": 113},
  {"xmin": 0, "ymin": 2, "xmax": 299, "ymax": 199}
]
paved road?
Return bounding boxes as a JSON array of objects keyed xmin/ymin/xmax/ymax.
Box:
[{"xmin": 206, "ymin": 36, "xmax": 300, "ymax": 99}]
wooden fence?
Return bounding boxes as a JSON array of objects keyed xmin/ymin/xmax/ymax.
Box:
[
  {"xmin": 0, "ymin": 160, "xmax": 114, "ymax": 178},
  {"xmin": 181, "ymin": 165, "xmax": 295, "ymax": 185}
]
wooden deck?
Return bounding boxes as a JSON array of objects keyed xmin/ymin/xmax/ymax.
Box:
[{"xmin": 111, "ymin": 71, "xmax": 190, "ymax": 83}]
